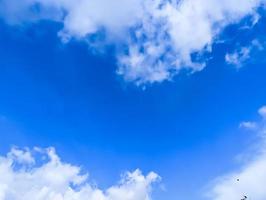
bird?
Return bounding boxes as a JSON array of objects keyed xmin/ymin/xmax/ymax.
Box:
[{"xmin": 241, "ymin": 195, "xmax": 247, "ymax": 200}]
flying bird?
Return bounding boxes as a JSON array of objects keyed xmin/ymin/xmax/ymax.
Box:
[{"xmin": 241, "ymin": 195, "xmax": 247, "ymax": 200}]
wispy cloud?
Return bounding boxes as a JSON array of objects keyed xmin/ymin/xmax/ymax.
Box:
[
  {"xmin": 225, "ymin": 40, "xmax": 263, "ymax": 68},
  {"xmin": 0, "ymin": 0, "xmax": 264, "ymax": 85},
  {"xmin": 0, "ymin": 147, "xmax": 160, "ymax": 200},
  {"xmin": 225, "ymin": 47, "xmax": 251, "ymax": 68},
  {"xmin": 207, "ymin": 105, "xmax": 266, "ymax": 200}
]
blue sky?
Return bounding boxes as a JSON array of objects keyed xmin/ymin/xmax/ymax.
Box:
[{"xmin": 1, "ymin": 1, "xmax": 266, "ymax": 200}]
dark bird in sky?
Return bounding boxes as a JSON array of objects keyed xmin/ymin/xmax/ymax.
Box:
[{"xmin": 241, "ymin": 195, "xmax": 247, "ymax": 200}]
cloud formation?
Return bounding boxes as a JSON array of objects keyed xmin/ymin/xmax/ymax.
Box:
[
  {"xmin": 0, "ymin": 147, "xmax": 159, "ymax": 200},
  {"xmin": 0, "ymin": 0, "xmax": 264, "ymax": 84},
  {"xmin": 208, "ymin": 106, "xmax": 266, "ymax": 200},
  {"xmin": 225, "ymin": 47, "xmax": 251, "ymax": 68},
  {"xmin": 225, "ymin": 39, "xmax": 263, "ymax": 68}
]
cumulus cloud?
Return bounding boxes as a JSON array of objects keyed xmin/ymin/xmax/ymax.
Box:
[
  {"xmin": 0, "ymin": 147, "xmax": 160, "ymax": 200},
  {"xmin": 207, "ymin": 105, "xmax": 266, "ymax": 200},
  {"xmin": 0, "ymin": 0, "xmax": 264, "ymax": 84}
]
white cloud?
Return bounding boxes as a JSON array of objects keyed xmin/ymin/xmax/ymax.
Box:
[
  {"xmin": 7, "ymin": 147, "xmax": 35, "ymax": 165},
  {"xmin": 239, "ymin": 121, "xmax": 258, "ymax": 130},
  {"xmin": 225, "ymin": 40, "xmax": 263, "ymax": 68},
  {"xmin": 258, "ymin": 106, "xmax": 266, "ymax": 119},
  {"xmin": 208, "ymin": 153, "xmax": 266, "ymax": 200},
  {"xmin": 225, "ymin": 47, "xmax": 251, "ymax": 68},
  {"xmin": 0, "ymin": 147, "xmax": 160, "ymax": 200},
  {"xmin": 118, "ymin": 0, "xmax": 264, "ymax": 84},
  {"xmin": 207, "ymin": 105, "xmax": 266, "ymax": 200},
  {"xmin": 0, "ymin": 0, "xmax": 264, "ymax": 85}
]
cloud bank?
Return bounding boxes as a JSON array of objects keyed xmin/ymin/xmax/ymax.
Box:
[
  {"xmin": 0, "ymin": 147, "xmax": 159, "ymax": 200},
  {"xmin": 208, "ymin": 106, "xmax": 266, "ymax": 200},
  {"xmin": 0, "ymin": 0, "xmax": 264, "ymax": 85}
]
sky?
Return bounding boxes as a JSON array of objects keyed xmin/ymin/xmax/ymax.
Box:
[{"xmin": 0, "ymin": 0, "xmax": 266, "ymax": 200}]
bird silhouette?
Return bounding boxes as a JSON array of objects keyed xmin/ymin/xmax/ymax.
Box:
[{"xmin": 241, "ymin": 195, "xmax": 247, "ymax": 200}]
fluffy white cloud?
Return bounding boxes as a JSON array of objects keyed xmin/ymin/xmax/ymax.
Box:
[
  {"xmin": 0, "ymin": 0, "xmax": 264, "ymax": 84},
  {"xmin": 207, "ymin": 106, "xmax": 266, "ymax": 200},
  {"xmin": 258, "ymin": 106, "xmax": 266, "ymax": 119},
  {"xmin": 0, "ymin": 147, "xmax": 159, "ymax": 200},
  {"xmin": 118, "ymin": 0, "xmax": 265, "ymax": 84}
]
